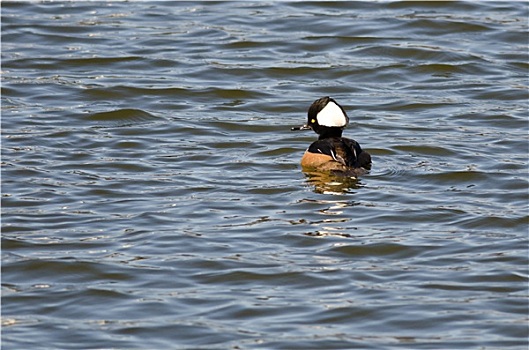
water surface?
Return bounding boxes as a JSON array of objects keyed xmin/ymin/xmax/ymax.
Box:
[{"xmin": 2, "ymin": 1, "xmax": 528, "ymax": 349}]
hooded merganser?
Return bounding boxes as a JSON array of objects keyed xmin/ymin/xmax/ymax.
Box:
[{"xmin": 292, "ymin": 96, "xmax": 371, "ymax": 175}]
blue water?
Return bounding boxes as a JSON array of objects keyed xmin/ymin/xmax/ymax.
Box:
[{"xmin": 2, "ymin": 1, "xmax": 528, "ymax": 349}]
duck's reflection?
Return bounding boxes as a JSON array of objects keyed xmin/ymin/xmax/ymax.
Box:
[
  {"xmin": 303, "ymin": 169, "xmax": 365, "ymax": 194},
  {"xmin": 298, "ymin": 168, "xmax": 368, "ymax": 237}
]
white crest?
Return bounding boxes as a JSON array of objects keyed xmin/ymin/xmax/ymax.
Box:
[{"xmin": 316, "ymin": 101, "xmax": 347, "ymax": 127}]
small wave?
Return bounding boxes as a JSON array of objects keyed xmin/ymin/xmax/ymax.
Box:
[{"xmin": 84, "ymin": 108, "xmax": 160, "ymax": 128}]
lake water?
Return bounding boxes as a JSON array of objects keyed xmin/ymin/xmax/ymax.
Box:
[{"xmin": 2, "ymin": 1, "xmax": 528, "ymax": 349}]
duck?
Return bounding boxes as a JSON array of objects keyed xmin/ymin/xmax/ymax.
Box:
[{"xmin": 292, "ymin": 96, "xmax": 371, "ymax": 176}]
